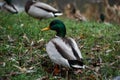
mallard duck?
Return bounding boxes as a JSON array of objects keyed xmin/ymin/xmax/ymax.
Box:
[
  {"xmin": 99, "ymin": 13, "xmax": 105, "ymax": 23},
  {"xmin": 25, "ymin": 0, "xmax": 63, "ymax": 19},
  {"xmin": 42, "ymin": 20, "xmax": 85, "ymax": 70},
  {"xmin": 99, "ymin": 13, "xmax": 112, "ymax": 26},
  {"xmin": 2, "ymin": 0, "xmax": 18, "ymax": 13}
]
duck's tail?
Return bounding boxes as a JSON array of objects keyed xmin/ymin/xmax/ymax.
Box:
[
  {"xmin": 54, "ymin": 11, "xmax": 63, "ymax": 17},
  {"xmin": 68, "ymin": 60, "xmax": 85, "ymax": 69}
]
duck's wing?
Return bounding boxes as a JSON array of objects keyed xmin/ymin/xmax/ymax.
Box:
[
  {"xmin": 64, "ymin": 37, "xmax": 84, "ymax": 68},
  {"xmin": 66, "ymin": 37, "xmax": 83, "ymax": 59},
  {"xmin": 47, "ymin": 37, "xmax": 82, "ymax": 60},
  {"xmin": 34, "ymin": 2, "xmax": 60, "ymax": 13}
]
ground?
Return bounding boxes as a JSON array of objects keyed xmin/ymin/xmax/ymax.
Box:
[{"xmin": 0, "ymin": 12, "xmax": 120, "ymax": 80}]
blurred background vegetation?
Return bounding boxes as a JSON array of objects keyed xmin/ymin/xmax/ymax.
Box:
[
  {"xmin": 0, "ymin": 0, "xmax": 120, "ymax": 24},
  {"xmin": 37, "ymin": 0, "xmax": 120, "ymax": 24}
]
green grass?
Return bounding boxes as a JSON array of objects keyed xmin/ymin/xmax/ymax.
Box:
[{"xmin": 0, "ymin": 12, "xmax": 120, "ymax": 80}]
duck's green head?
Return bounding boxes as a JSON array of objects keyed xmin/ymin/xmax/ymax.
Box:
[{"xmin": 42, "ymin": 20, "xmax": 66, "ymax": 37}]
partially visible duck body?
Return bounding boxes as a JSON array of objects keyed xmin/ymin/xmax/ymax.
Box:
[
  {"xmin": 1, "ymin": 0, "xmax": 18, "ymax": 13},
  {"xmin": 25, "ymin": 0, "xmax": 63, "ymax": 19},
  {"xmin": 2, "ymin": 3, "xmax": 18, "ymax": 13}
]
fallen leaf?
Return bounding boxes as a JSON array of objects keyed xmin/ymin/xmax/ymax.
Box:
[
  {"xmin": 13, "ymin": 65, "xmax": 36, "ymax": 74},
  {"xmin": 36, "ymin": 76, "xmax": 49, "ymax": 80},
  {"xmin": 105, "ymin": 49, "xmax": 112, "ymax": 53},
  {"xmin": 91, "ymin": 45, "xmax": 101, "ymax": 52},
  {"xmin": 0, "ymin": 62, "xmax": 6, "ymax": 67},
  {"xmin": 113, "ymin": 41, "xmax": 120, "ymax": 43},
  {"xmin": 7, "ymin": 35, "xmax": 14, "ymax": 43},
  {"xmin": 23, "ymin": 34, "xmax": 30, "ymax": 43},
  {"xmin": 20, "ymin": 23, "xmax": 24, "ymax": 27},
  {"xmin": 13, "ymin": 65, "xmax": 27, "ymax": 73},
  {"xmin": 115, "ymin": 56, "xmax": 120, "ymax": 59}
]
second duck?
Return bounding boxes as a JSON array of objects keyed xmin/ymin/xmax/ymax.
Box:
[{"xmin": 25, "ymin": 0, "xmax": 63, "ymax": 20}]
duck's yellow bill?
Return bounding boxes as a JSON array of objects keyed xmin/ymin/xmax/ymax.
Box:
[{"xmin": 41, "ymin": 26, "xmax": 50, "ymax": 31}]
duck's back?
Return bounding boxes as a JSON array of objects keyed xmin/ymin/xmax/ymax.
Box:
[{"xmin": 34, "ymin": 2, "xmax": 58, "ymax": 12}]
